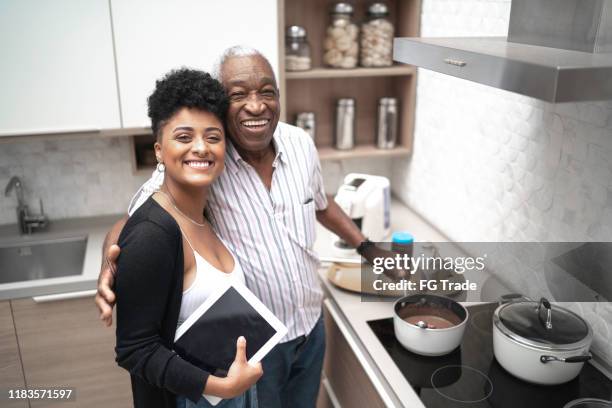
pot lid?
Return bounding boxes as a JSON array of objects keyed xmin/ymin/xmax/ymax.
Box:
[{"xmin": 496, "ymin": 298, "xmax": 590, "ymax": 347}]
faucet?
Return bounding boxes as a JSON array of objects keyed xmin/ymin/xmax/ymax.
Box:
[{"xmin": 4, "ymin": 176, "xmax": 48, "ymax": 234}]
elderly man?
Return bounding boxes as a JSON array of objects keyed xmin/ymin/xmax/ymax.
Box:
[{"xmin": 97, "ymin": 46, "xmax": 381, "ymax": 408}]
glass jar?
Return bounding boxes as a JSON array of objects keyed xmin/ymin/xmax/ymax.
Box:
[
  {"xmin": 285, "ymin": 25, "xmax": 311, "ymax": 71},
  {"xmin": 323, "ymin": 3, "xmax": 359, "ymax": 69},
  {"xmin": 360, "ymin": 3, "xmax": 394, "ymax": 67}
]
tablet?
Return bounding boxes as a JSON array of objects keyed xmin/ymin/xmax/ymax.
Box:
[{"xmin": 174, "ymin": 281, "xmax": 287, "ymax": 405}]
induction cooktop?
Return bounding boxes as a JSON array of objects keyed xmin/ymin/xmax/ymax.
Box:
[{"xmin": 367, "ymin": 303, "xmax": 612, "ymax": 408}]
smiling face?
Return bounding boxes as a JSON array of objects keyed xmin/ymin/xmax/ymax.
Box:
[
  {"xmin": 154, "ymin": 107, "xmax": 225, "ymax": 189},
  {"xmin": 221, "ymin": 55, "xmax": 280, "ymax": 154}
]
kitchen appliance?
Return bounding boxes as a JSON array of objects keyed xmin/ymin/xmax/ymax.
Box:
[
  {"xmin": 368, "ymin": 302, "xmax": 612, "ymax": 408},
  {"xmin": 394, "ymin": 294, "xmax": 469, "ymax": 356},
  {"xmin": 332, "ymin": 173, "xmax": 390, "ymax": 255},
  {"xmin": 394, "ymin": 0, "xmax": 612, "ymax": 102},
  {"xmin": 335, "ymin": 98, "xmax": 355, "ymax": 150},
  {"xmin": 493, "ymin": 297, "xmax": 593, "ymax": 385},
  {"xmin": 376, "ymin": 97, "xmax": 398, "ymax": 149}
]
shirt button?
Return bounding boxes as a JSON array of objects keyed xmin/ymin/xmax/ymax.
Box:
[{"xmin": 275, "ymin": 213, "xmax": 283, "ymax": 220}]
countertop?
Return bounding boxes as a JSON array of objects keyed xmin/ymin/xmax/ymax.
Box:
[
  {"xmin": 0, "ymin": 214, "xmax": 121, "ymax": 300},
  {"xmin": 314, "ymin": 200, "xmax": 510, "ymax": 408}
]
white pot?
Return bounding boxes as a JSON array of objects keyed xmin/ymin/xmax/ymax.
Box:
[
  {"xmin": 393, "ymin": 294, "xmax": 469, "ymax": 356},
  {"xmin": 492, "ymin": 298, "xmax": 593, "ymax": 385}
]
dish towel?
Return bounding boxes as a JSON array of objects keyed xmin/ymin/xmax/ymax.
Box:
[{"xmin": 127, "ymin": 168, "xmax": 164, "ymax": 216}]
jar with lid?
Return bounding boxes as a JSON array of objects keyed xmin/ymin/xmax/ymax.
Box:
[
  {"xmin": 323, "ymin": 3, "xmax": 359, "ymax": 68},
  {"xmin": 285, "ymin": 25, "xmax": 311, "ymax": 71},
  {"xmin": 360, "ymin": 3, "xmax": 394, "ymax": 67}
]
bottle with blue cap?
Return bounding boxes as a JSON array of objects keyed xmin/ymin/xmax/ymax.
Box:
[{"xmin": 392, "ymin": 231, "xmax": 414, "ymax": 274}]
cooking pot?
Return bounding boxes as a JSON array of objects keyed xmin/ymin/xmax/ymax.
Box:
[
  {"xmin": 563, "ymin": 398, "xmax": 612, "ymax": 408},
  {"xmin": 393, "ymin": 294, "xmax": 468, "ymax": 356},
  {"xmin": 493, "ymin": 297, "xmax": 592, "ymax": 385}
]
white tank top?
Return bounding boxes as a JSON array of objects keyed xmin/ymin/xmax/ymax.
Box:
[{"xmin": 177, "ymin": 230, "xmax": 245, "ymax": 327}]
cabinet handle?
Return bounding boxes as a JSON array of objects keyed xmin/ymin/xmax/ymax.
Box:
[
  {"xmin": 33, "ymin": 289, "xmax": 97, "ymax": 303},
  {"xmin": 444, "ymin": 58, "xmax": 467, "ymax": 67}
]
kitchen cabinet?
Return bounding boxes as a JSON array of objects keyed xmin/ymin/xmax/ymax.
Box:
[
  {"xmin": 0, "ymin": 301, "xmax": 27, "ymax": 408},
  {"xmin": 322, "ymin": 303, "xmax": 386, "ymax": 408},
  {"xmin": 279, "ymin": 0, "xmax": 421, "ymax": 160},
  {"xmin": 11, "ymin": 296, "xmax": 132, "ymax": 408},
  {"xmin": 0, "ymin": 0, "xmax": 121, "ymax": 137},
  {"xmin": 111, "ymin": 0, "xmax": 279, "ymax": 128}
]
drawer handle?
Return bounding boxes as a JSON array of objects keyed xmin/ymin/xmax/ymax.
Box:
[
  {"xmin": 33, "ymin": 289, "xmax": 97, "ymax": 303},
  {"xmin": 444, "ymin": 58, "xmax": 467, "ymax": 67}
]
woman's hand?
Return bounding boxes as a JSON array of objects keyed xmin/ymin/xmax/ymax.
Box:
[{"xmin": 205, "ymin": 336, "xmax": 263, "ymax": 399}]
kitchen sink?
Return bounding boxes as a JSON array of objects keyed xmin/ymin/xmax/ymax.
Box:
[{"xmin": 0, "ymin": 236, "xmax": 87, "ymax": 284}]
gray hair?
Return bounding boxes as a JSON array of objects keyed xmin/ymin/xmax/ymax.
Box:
[{"xmin": 212, "ymin": 45, "xmax": 274, "ymax": 82}]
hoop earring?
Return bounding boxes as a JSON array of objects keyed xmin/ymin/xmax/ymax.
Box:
[{"xmin": 156, "ymin": 162, "xmax": 165, "ymax": 172}]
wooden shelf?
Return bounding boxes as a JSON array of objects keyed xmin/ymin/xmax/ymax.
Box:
[
  {"xmin": 279, "ymin": 0, "xmax": 421, "ymax": 160},
  {"xmin": 318, "ymin": 145, "xmax": 411, "ymax": 161},
  {"xmin": 285, "ymin": 65, "xmax": 416, "ymax": 80}
]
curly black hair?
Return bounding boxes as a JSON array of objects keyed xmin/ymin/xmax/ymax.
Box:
[{"xmin": 148, "ymin": 68, "xmax": 228, "ymax": 140}]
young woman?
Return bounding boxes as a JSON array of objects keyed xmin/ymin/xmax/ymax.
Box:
[{"xmin": 115, "ymin": 68, "xmax": 261, "ymax": 408}]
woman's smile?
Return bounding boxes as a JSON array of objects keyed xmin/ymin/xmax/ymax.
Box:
[{"xmin": 184, "ymin": 159, "xmax": 215, "ymax": 170}]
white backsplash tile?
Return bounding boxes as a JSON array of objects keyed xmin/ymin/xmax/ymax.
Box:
[
  {"xmin": 392, "ymin": 0, "xmax": 612, "ymax": 364},
  {"xmin": 0, "ymin": 137, "xmax": 151, "ymax": 224}
]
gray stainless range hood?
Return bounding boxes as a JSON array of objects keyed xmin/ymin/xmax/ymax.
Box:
[{"xmin": 393, "ymin": 0, "xmax": 612, "ymax": 103}]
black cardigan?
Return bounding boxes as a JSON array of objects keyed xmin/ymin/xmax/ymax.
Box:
[{"xmin": 115, "ymin": 197, "xmax": 209, "ymax": 408}]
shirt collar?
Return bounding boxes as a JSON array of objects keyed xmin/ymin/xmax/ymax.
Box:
[{"xmin": 225, "ymin": 125, "xmax": 287, "ymax": 174}]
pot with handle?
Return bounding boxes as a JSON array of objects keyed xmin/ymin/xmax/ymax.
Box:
[
  {"xmin": 493, "ymin": 297, "xmax": 593, "ymax": 385},
  {"xmin": 393, "ymin": 294, "xmax": 469, "ymax": 356}
]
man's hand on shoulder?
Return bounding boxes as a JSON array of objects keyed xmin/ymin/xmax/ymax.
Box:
[{"xmin": 95, "ymin": 244, "xmax": 120, "ymax": 327}]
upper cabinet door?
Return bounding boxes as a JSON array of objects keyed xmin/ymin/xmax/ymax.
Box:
[
  {"xmin": 0, "ymin": 0, "xmax": 121, "ymax": 136},
  {"xmin": 111, "ymin": 0, "xmax": 279, "ymax": 128}
]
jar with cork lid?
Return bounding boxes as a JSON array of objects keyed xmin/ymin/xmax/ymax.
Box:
[
  {"xmin": 360, "ymin": 3, "xmax": 395, "ymax": 67},
  {"xmin": 323, "ymin": 3, "xmax": 359, "ymax": 68}
]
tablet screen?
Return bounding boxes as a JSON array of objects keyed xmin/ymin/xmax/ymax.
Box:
[{"xmin": 174, "ymin": 284, "xmax": 284, "ymax": 373}]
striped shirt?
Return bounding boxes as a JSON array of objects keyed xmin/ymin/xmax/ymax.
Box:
[{"xmin": 128, "ymin": 122, "xmax": 328, "ymax": 341}]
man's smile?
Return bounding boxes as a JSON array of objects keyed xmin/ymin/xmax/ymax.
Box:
[{"xmin": 241, "ymin": 119, "xmax": 270, "ymax": 130}]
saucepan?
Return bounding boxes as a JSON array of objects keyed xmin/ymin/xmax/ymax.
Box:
[
  {"xmin": 563, "ymin": 399, "xmax": 612, "ymax": 408},
  {"xmin": 493, "ymin": 297, "xmax": 593, "ymax": 385},
  {"xmin": 393, "ymin": 294, "xmax": 468, "ymax": 356}
]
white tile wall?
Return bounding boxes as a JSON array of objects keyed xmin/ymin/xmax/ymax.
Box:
[
  {"xmin": 392, "ymin": 0, "xmax": 612, "ymax": 364},
  {"xmin": 0, "ymin": 137, "xmax": 151, "ymax": 224}
]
